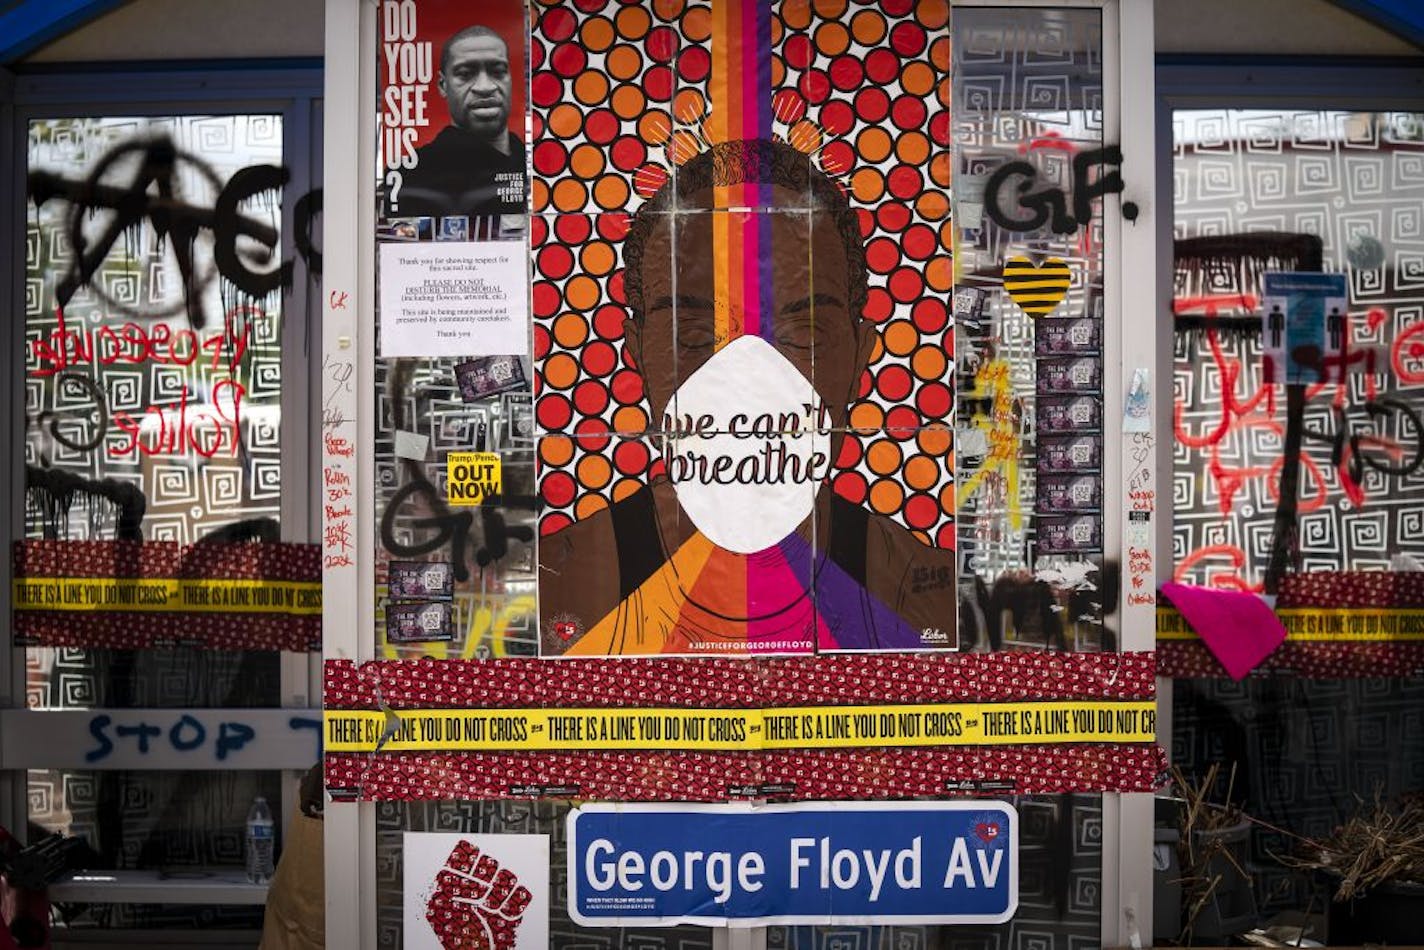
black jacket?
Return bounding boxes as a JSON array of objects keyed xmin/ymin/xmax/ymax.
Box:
[{"xmin": 389, "ymin": 126, "xmax": 526, "ymax": 218}]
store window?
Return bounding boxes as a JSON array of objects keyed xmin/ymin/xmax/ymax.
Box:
[
  {"xmin": 9, "ymin": 73, "xmax": 322, "ymax": 937},
  {"xmin": 1160, "ymin": 106, "xmax": 1424, "ymax": 945},
  {"xmin": 26, "ymin": 114, "xmax": 287, "ymax": 543},
  {"xmin": 953, "ymin": 5, "xmax": 1112, "ymax": 652}
]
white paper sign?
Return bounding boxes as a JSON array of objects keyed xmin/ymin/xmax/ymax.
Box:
[
  {"xmin": 380, "ymin": 241, "xmax": 529, "ymax": 358},
  {"xmin": 403, "ymin": 832, "xmax": 549, "ymax": 950},
  {"xmin": 394, "ymin": 429, "xmax": 430, "ymax": 460}
]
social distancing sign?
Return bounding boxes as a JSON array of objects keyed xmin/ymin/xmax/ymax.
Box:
[
  {"xmin": 447, "ymin": 452, "xmax": 501, "ymax": 506},
  {"xmin": 323, "ymin": 701, "xmax": 1157, "ymax": 754},
  {"xmin": 13, "ymin": 577, "xmax": 322, "ymax": 614},
  {"xmin": 1157, "ymin": 607, "xmax": 1424, "ymax": 642}
]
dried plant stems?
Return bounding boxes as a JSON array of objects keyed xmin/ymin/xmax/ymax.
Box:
[
  {"xmin": 1171, "ymin": 763, "xmax": 1252, "ymax": 943},
  {"xmin": 1278, "ymin": 791, "xmax": 1424, "ymax": 901}
]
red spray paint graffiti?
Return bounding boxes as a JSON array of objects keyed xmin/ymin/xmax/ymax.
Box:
[
  {"xmin": 1174, "ymin": 298, "xmax": 1424, "ymax": 589},
  {"xmin": 29, "ymin": 305, "xmax": 263, "ymax": 459}
]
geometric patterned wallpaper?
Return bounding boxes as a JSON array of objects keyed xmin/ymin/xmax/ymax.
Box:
[
  {"xmin": 25, "ymin": 115, "xmax": 286, "ymax": 545},
  {"xmin": 1172, "ymin": 110, "xmax": 1424, "ymax": 589}
]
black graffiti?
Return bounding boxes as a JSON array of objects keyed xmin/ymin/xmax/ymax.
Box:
[
  {"xmin": 475, "ymin": 503, "xmax": 536, "ymax": 569},
  {"xmin": 1302, "ymin": 397, "xmax": 1424, "ymax": 486},
  {"xmin": 28, "ymin": 136, "xmax": 323, "ymax": 330},
  {"xmin": 212, "ymin": 163, "xmax": 290, "ymax": 299},
  {"xmin": 378, "ymin": 358, "xmax": 538, "ymax": 581},
  {"xmin": 25, "ymin": 463, "xmax": 146, "ymax": 541},
  {"xmin": 36, "ymin": 372, "xmax": 108, "ymax": 453},
  {"xmin": 294, "ymin": 188, "xmax": 323, "ymax": 277},
  {"xmin": 380, "ymin": 477, "xmax": 475, "ymax": 580},
  {"xmin": 983, "ymin": 146, "xmax": 1124, "ymax": 234},
  {"xmin": 379, "ymin": 477, "xmax": 539, "ymax": 583}
]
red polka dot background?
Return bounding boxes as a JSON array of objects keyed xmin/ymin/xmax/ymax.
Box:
[{"xmin": 532, "ymin": 0, "xmax": 953, "ymax": 548}]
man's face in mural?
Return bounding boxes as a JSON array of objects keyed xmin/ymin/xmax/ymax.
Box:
[
  {"xmin": 625, "ymin": 187, "xmax": 874, "ymax": 433},
  {"xmin": 618, "ymin": 141, "xmax": 875, "ymax": 552},
  {"xmin": 439, "ymin": 32, "xmax": 512, "ymax": 141},
  {"xmin": 540, "ymin": 141, "xmax": 954, "ymax": 649}
]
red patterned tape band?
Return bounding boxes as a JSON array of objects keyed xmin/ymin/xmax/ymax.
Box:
[
  {"xmin": 325, "ymin": 745, "xmax": 1169, "ymax": 801},
  {"xmin": 14, "ymin": 540, "xmax": 321, "ymax": 651},
  {"xmin": 1157, "ymin": 641, "xmax": 1424, "ymax": 679},
  {"xmin": 324, "ymin": 651, "xmax": 1157, "ymax": 710}
]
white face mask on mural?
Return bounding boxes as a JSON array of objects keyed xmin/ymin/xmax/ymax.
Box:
[{"xmin": 660, "ymin": 335, "xmax": 834, "ymax": 554}]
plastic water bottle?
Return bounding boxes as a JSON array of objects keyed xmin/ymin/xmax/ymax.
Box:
[{"xmin": 245, "ymin": 796, "xmax": 275, "ymax": 884}]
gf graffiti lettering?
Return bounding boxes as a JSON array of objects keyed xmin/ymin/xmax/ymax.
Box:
[
  {"xmin": 984, "ymin": 146, "xmax": 1124, "ymax": 234},
  {"xmin": 380, "ymin": 477, "xmax": 537, "ymax": 583},
  {"xmin": 85, "ymin": 713, "xmax": 321, "ymax": 763}
]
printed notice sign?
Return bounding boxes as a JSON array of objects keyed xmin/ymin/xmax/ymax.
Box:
[
  {"xmin": 568, "ymin": 802, "xmax": 1017, "ymax": 927},
  {"xmin": 379, "ymin": 241, "xmax": 528, "ymax": 357},
  {"xmin": 447, "ymin": 451, "xmax": 501, "ymax": 506},
  {"xmin": 1262, "ymin": 272, "xmax": 1348, "ymax": 385}
]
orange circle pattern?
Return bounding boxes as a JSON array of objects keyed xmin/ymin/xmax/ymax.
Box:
[{"xmin": 533, "ymin": 0, "xmax": 953, "ymax": 548}]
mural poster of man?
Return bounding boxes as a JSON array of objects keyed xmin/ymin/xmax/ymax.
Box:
[
  {"xmin": 539, "ymin": 140, "xmax": 956, "ymax": 657},
  {"xmin": 379, "ymin": 0, "xmax": 527, "ymax": 220}
]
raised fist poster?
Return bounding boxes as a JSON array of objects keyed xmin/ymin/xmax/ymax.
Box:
[
  {"xmin": 403, "ymin": 833, "xmax": 549, "ymax": 950},
  {"xmin": 379, "ymin": 0, "xmax": 528, "ymax": 221}
]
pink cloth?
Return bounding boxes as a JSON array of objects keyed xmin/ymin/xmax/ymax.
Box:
[{"xmin": 1160, "ymin": 582, "xmax": 1286, "ymax": 680}]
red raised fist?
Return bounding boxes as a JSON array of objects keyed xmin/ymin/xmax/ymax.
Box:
[{"xmin": 424, "ymin": 840, "xmax": 532, "ymax": 950}]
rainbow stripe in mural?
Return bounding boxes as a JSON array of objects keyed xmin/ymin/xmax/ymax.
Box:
[{"xmin": 709, "ymin": 0, "xmax": 779, "ymax": 351}]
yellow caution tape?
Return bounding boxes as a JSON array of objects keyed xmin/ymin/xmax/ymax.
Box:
[
  {"xmin": 324, "ymin": 701, "xmax": 1158, "ymax": 753},
  {"xmin": 1157, "ymin": 607, "xmax": 1424, "ymax": 642},
  {"xmin": 13, "ymin": 577, "xmax": 322, "ymax": 615}
]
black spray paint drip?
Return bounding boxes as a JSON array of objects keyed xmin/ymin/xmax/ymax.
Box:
[{"xmin": 25, "ymin": 464, "xmax": 146, "ymax": 541}]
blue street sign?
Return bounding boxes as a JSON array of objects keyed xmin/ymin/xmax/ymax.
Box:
[{"xmin": 567, "ymin": 801, "xmax": 1017, "ymax": 927}]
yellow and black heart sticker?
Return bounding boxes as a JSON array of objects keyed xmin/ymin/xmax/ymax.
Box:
[{"xmin": 1002, "ymin": 256, "xmax": 1071, "ymax": 317}]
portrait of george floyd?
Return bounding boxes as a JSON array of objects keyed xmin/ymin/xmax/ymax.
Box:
[
  {"xmin": 379, "ymin": 0, "xmax": 528, "ymax": 220},
  {"xmin": 538, "ymin": 138, "xmax": 956, "ymax": 658}
]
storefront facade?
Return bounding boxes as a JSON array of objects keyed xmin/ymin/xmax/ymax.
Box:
[{"xmin": 1, "ymin": 1, "xmax": 1421, "ymax": 947}]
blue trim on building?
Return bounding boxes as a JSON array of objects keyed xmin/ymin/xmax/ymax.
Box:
[
  {"xmin": 1156, "ymin": 55, "xmax": 1424, "ymax": 105},
  {"xmin": 0, "ymin": 0, "xmax": 129, "ymax": 64},
  {"xmin": 12, "ymin": 56, "xmax": 326, "ymax": 76},
  {"xmin": 1330, "ymin": 0, "xmax": 1424, "ymax": 50}
]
